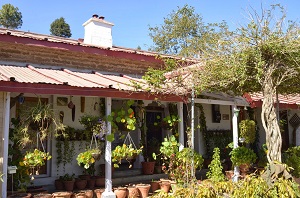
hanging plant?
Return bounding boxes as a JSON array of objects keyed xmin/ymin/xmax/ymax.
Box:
[
  {"xmin": 112, "ymin": 144, "xmax": 143, "ymax": 168},
  {"xmin": 15, "ymin": 98, "xmax": 66, "ymax": 146},
  {"xmin": 107, "ymin": 100, "xmax": 136, "ymax": 139},
  {"xmin": 76, "ymin": 148, "xmax": 101, "ymax": 169},
  {"xmin": 239, "ymin": 119, "xmax": 256, "ymax": 144}
]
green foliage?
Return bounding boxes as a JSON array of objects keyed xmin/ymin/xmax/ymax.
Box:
[
  {"xmin": 239, "ymin": 119, "xmax": 256, "ymax": 144},
  {"xmin": 112, "ymin": 144, "xmax": 143, "ymax": 168},
  {"xmin": 15, "ymin": 98, "xmax": 66, "ymax": 147},
  {"xmin": 284, "ymin": 146, "xmax": 300, "ymax": 177},
  {"xmin": 21, "ymin": 149, "xmax": 51, "ymax": 168},
  {"xmin": 79, "ymin": 114, "xmax": 106, "ymax": 139},
  {"xmin": 206, "ymin": 147, "xmax": 225, "ymax": 182},
  {"xmin": 76, "ymin": 148, "xmax": 101, "ymax": 169},
  {"xmin": 50, "ymin": 17, "xmax": 72, "ymax": 38},
  {"xmin": 60, "ymin": 173, "xmax": 75, "ymax": 181},
  {"xmin": 229, "ymin": 146, "xmax": 257, "ymax": 166},
  {"xmin": 159, "ymin": 135, "xmax": 179, "ymax": 158},
  {"xmin": 107, "ymin": 100, "xmax": 136, "ymax": 134},
  {"xmin": 0, "ymin": 3, "xmax": 22, "ymax": 29},
  {"xmin": 0, "ymin": 172, "xmax": 3, "ymax": 182}
]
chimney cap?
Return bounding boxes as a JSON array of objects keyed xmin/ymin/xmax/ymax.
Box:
[
  {"xmin": 99, "ymin": 16, "xmax": 105, "ymax": 20},
  {"xmin": 92, "ymin": 14, "xmax": 99, "ymax": 18}
]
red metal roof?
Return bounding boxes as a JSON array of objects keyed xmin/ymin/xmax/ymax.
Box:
[
  {"xmin": 244, "ymin": 92, "xmax": 300, "ymax": 109},
  {"xmin": 0, "ymin": 64, "xmax": 184, "ymax": 102}
]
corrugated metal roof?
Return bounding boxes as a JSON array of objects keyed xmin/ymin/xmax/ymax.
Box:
[
  {"xmin": 0, "ymin": 64, "xmax": 141, "ymax": 91},
  {"xmin": 248, "ymin": 92, "xmax": 300, "ymax": 105}
]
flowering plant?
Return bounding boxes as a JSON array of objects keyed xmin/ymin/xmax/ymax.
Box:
[
  {"xmin": 21, "ymin": 149, "xmax": 51, "ymax": 168},
  {"xmin": 79, "ymin": 115, "xmax": 106, "ymax": 140},
  {"xmin": 76, "ymin": 148, "xmax": 101, "ymax": 169},
  {"xmin": 112, "ymin": 144, "xmax": 143, "ymax": 168}
]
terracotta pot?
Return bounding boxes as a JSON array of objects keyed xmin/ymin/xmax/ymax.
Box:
[
  {"xmin": 225, "ymin": 170, "xmax": 234, "ymax": 180},
  {"xmin": 75, "ymin": 179, "xmax": 87, "ymax": 190},
  {"xmin": 94, "ymin": 188, "xmax": 104, "ymax": 198},
  {"xmin": 114, "ymin": 187, "xmax": 128, "ymax": 198},
  {"xmin": 63, "ymin": 180, "xmax": 75, "ymax": 191},
  {"xmin": 79, "ymin": 175, "xmax": 91, "ymax": 180},
  {"xmin": 8, "ymin": 193, "xmax": 32, "ymax": 198},
  {"xmin": 239, "ymin": 164, "xmax": 250, "ymax": 177},
  {"xmin": 55, "ymin": 179, "xmax": 64, "ymax": 190},
  {"xmin": 160, "ymin": 180, "xmax": 171, "ymax": 193},
  {"xmin": 94, "ymin": 176, "xmax": 105, "ymax": 187},
  {"xmin": 74, "ymin": 192, "xmax": 86, "ymax": 198},
  {"xmin": 127, "ymin": 186, "xmax": 139, "ymax": 198},
  {"xmin": 33, "ymin": 194, "xmax": 52, "ymax": 198},
  {"xmin": 141, "ymin": 161, "xmax": 155, "ymax": 175},
  {"xmin": 52, "ymin": 192, "xmax": 72, "ymax": 198},
  {"xmin": 136, "ymin": 184, "xmax": 150, "ymax": 198},
  {"xmin": 79, "ymin": 190, "xmax": 93, "ymax": 198},
  {"xmin": 150, "ymin": 181, "xmax": 161, "ymax": 193},
  {"xmin": 154, "ymin": 165, "xmax": 162, "ymax": 174},
  {"xmin": 170, "ymin": 180, "xmax": 177, "ymax": 192},
  {"xmin": 87, "ymin": 178, "xmax": 96, "ymax": 189}
]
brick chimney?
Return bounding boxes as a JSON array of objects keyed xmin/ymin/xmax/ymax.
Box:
[{"xmin": 82, "ymin": 14, "xmax": 114, "ymax": 48}]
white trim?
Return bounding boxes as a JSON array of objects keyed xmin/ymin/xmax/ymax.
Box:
[
  {"xmin": 103, "ymin": 97, "xmax": 116, "ymax": 198},
  {"xmin": 177, "ymin": 102, "xmax": 184, "ymax": 151},
  {"xmin": 194, "ymin": 98, "xmax": 249, "ymax": 106},
  {"xmin": 2, "ymin": 92, "xmax": 10, "ymax": 198}
]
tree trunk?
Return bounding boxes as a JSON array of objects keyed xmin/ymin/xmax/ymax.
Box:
[{"xmin": 261, "ymin": 82, "xmax": 282, "ymax": 163}]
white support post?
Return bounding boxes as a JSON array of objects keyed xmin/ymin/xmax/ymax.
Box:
[
  {"xmin": 102, "ymin": 97, "xmax": 116, "ymax": 198},
  {"xmin": 177, "ymin": 102, "xmax": 184, "ymax": 151},
  {"xmin": 232, "ymin": 105, "xmax": 240, "ymax": 182},
  {"xmin": 2, "ymin": 92, "xmax": 10, "ymax": 198}
]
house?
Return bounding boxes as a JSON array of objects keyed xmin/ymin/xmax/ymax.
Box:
[{"xmin": 0, "ymin": 15, "xmax": 249, "ymax": 197}]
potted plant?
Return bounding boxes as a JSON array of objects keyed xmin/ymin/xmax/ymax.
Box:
[
  {"xmin": 239, "ymin": 119, "xmax": 256, "ymax": 144},
  {"xmin": 229, "ymin": 146, "xmax": 257, "ymax": 174},
  {"xmin": 112, "ymin": 144, "xmax": 143, "ymax": 168},
  {"xmin": 61, "ymin": 173, "xmax": 75, "ymax": 192},
  {"xmin": 14, "ymin": 98, "xmax": 66, "ymax": 147},
  {"xmin": 77, "ymin": 148, "xmax": 102, "ymax": 169},
  {"xmin": 20, "ymin": 149, "xmax": 51, "ymax": 177}
]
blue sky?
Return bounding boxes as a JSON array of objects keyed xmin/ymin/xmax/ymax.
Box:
[{"xmin": 1, "ymin": 0, "xmax": 300, "ymax": 50}]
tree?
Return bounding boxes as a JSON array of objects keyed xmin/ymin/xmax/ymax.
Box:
[
  {"xmin": 50, "ymin": 17, "xmax": 72, "ymax": 38},
  {"xmin": 144, "ymin": 4, "xmax": 300, "ymax": 166},
  {"xmin": 0, "ymin": 4, "xmax": 22, "ymax": 29},
  {"xmin": 149, "ymin": 4, "xmax": 228, "ymax": 57}
]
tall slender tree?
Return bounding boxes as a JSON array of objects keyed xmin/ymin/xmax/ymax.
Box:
[
  {"xmin": 0, "ymin": 3, "xmax": 22, "ymax": 29},
  {"xmin": 50, "ymin": 17, "xmax": 72, "ymax": 38}
]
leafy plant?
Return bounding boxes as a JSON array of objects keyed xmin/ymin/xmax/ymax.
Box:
[
  {"xmin": 79, "ymin": 115, "xmax": 106, "ymax": 140},
  {"xmin": 107, "ymin": 100, "xmax": 136, "ymax": 141},
  {"xmin": 112, "ymin": 144, "xmax": 143, "ymax": 168},
  {"xmin": 14, "ymin": 98, "xmax": 66, "ymax": 146},
  {"xmin": 229, "ymin": 146, "xmax": 257, "ymax": 166},
  {"xmin": 21, "ymin": 149, "xmax": 51, "ymax": 168},
  {"xmin": 154, "ymin": 115, "xmax": 180, "ymax": 137},
  {"xmin": 76, "ymin": 148, "xmax": 101, "ymax": 169},
  {"xmin": 206, "ymin": 147, "xmax": 225, "ymax": 182},
  {"xmin": 61, "ymin": 173, "xmax": 75, "ymax": 181},
  {"xmin": 284, "ymin": 146, "xmax": 300, "ymax": 177},
  {"xmin": 239, "ymin": 119, "xmax": 256, "ymax": 144}
]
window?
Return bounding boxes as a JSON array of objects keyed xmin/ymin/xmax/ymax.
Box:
[{"xmin": 212, "ymin": 104, "xmax": 221, "ymax": 123}]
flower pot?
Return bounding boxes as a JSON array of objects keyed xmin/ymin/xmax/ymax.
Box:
[
  {"xmin": 63, "ymin": 180, "xmax": 75, "ymax": 191},
  {"xmin": 127, "ymin": 185, "xmax": 139, "ymax": 198},
  {"xmin": 79, "ymin": 190, "xmax": 93, "ymax": 198},
  {"xmin": 136, "ymin": 184, "xmax": 150, "ymax": 198},
  {"xmin": 87, "ymin": 178, "xmax": 96, "ymax": 189},
  {"xmin": 141, "ymin": 161, "xmax": 155, "ymax": 175},
  {"xmin": 239, "ymin": 164, "xmax": 250, "ymax": 177},
  {"xmin": 79, "ymin": 175, "xmax": 91, "ymax": 180},
  {"xmin": 55, "ymin": 179, "xmax": 65, "ymax": 190},
  {"xmin": 74, "ymin": 192, "xmax": 86, "ymax": 198},
  {"xmin": 114, "ymin": 187, "xmax": 128, "ymax": 198},
  {"xmin": 160, "ymin": 180, "xmax": 171, "ymax": 193},
  {"xmin": 52, "ymin": 192, "xmax": 72, "ymax": 198},
  {"xmin": 150, "ymin": 180, "xmax": 161, "ymax": 193},
  {"xmin": 75, "ymin": 179, "xmax": 87, "ymax": 190},
  {"xmin": 94, "ymin": 176, "xmax": 105, "ymax": 187},
  {"xmin": 154, "ymin": 165, "xmax": 162, "ymax": 174},
  {"xmin": 33, "ymin": 194, "xmax": 52, "ymax": 198},
  {"xmin": 225, "ymin": 170, "xmax": 234, "ymax": 180},
  {"xmin": 94, "ymin": 189, "xmax": 104, "ymax": 198},
  {"xmin": 170, "ymin": 180, "xmax": 177, "ymax": 192}
]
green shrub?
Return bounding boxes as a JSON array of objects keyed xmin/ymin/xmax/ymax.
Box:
[
  {"xmin": 230, "ymin": 146, "xmax": 257, "ymax": 166},
  {"xmin": 206, "ymin": 147, "xmax": 225, "ymax": 182},
  {"xmin": 284, "ymin": 146, "xmax": 300, "ymax": 177}
]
